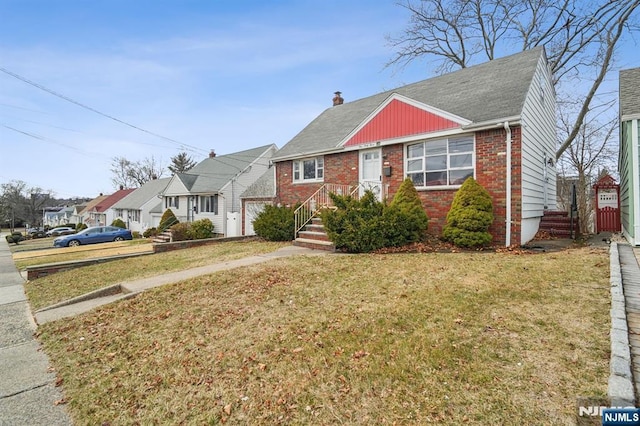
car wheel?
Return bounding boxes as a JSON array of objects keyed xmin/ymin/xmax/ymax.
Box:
[
  {"xmin": 68, "ymin": 240, "xmax": 81, "ymax": 247},
  {"xmin": 114, "ymin": 236, "xmax": 125, "ymax": 242}
]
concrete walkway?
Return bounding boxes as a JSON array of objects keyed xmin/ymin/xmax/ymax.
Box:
[
  {"xmin": 0, "ymin": 237, "xmax": 71, "ymax": 425},
  {"xmin": 33, "ymin": 245, "xmax": 328, "ymax": 325}
]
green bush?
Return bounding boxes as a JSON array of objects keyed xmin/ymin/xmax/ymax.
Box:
[
  {"xmin": 386, "ymin": 178, "xmax": 429, "ymax": 244},
  {"xmin": 76, "ymin": 223, "xmax": 88, "ymax": 231},
  {"xmin": 132, "ymin": 231, "xmax": 141, "ymax": 239},
  {"xmin": 5, "ymin": 232, "xmax": 25, "ymax": 245},
  {"xmin": 143, "ymin": 227, "xmax": 158, "ymax": 238},
  {"xmin": 188, "ymin": 218, "xmax": 214, "ymax": 240},
  {"xmin": 159, "ymin": 209, "xmax": 179, "ymax": 232},
  {"xmin": 442, "ymin": 177, "xmax": 494, "ymax": 247},
  {"xmin": 253, "ymin": 205, "xmax": 295, "ymax": 241},
  {"xmin": 170, "ymin": 222, "xmax": 190, "ymax": 241},
  {"xmin": 111, "ymin": 218, "xmax": 127, "ymax": 229},
  {"xmin": 322, "ymin": 191, "xmax": 387, "ymax": 253},
  {"xmin": 323, "ymin": 182, "xmax": 429, "ymax": 253}
]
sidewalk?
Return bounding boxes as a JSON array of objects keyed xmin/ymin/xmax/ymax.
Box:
[{"xmin": 0, "ymin": 237, "xmax": 71, "ymax": 425}]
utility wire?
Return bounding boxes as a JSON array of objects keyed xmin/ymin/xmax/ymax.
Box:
[{"xmin": 0, "ymin": 66, "xmax": 208, "ymax": 155}]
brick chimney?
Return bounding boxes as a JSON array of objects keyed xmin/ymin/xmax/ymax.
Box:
[
  {"xmin": 209, "ymin": 149, "xmax": 216, "ymax": 158},
  {"xmin": 333, "ymin": 91, "xmax": 344, "ymax": 106}
]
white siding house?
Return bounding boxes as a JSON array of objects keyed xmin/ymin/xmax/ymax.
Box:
[
  {"xmin": 111, "ymin": 178, "xmax": 171, "ymax": 234},
  {"xmin": 160, "ymin": 144, "xmax": 278, "ymax": 237},
  {"xmin": 519, "ymin": 51, "xmax": 558, "ymax": 242}
]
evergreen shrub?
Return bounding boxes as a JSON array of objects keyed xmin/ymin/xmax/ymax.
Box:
[
  {"xmin": 188, "ymin": 218, "xmax": 214, "ymax": 240},
  {"xmin": 253, "ymin": 205, "xmax": 295, "ymax": 241},
  {"xmin": 442, "ymin": 177, "xmax": 494, "ymax": 247},
  {"xmin": 159, "ymin": 209, "xmax": 179, "ymax": 232},
  {"xmin": 322, "ymin": 191, "xmax": 386, "ymax": 253},
  {"xmin": 111, "ymin": 218, "xmax": 127, "ymax": 229}
]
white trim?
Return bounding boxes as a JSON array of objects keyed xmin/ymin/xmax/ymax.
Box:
[
  {"xmin": 292, "ymin": 156, "xmax": 324, "ymax": 183},
  {"xmin": 359, "ymin": 148, "xmax": 382, "ymax": 200},
  {"xmin": 622, "ymin": 114, "xmax": 640, "ymax": 122},
  {"xmin": 342, "ymin": 127, "xmax": 470, "ymax": 152},
  {"xmin": 339, "ymin": 93, "xmax": 471, "ymax": 147},
  {"xmin": 462, "ymin": 116, "xmax": 522, "ymax": 131},
  {"xmin": 404, "ymin": 134, "xmax": 476, "ymax": 190}
]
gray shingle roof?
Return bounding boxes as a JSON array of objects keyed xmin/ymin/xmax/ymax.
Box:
[
  {"xmin": 241, "ymin": 167, "xmax": 275, "ymax": 198},
  {"xmin": 620, "ymin": 67, "xmax": 640, "ymax": 119},
  {"xmin": 273, "ymin": 47, "xmax": 544, "ymax": 161},
  {"xmin": 177, "ymin": 144, "xmax": 276, "ymax": 193},
  {"xmin": 111, "ymin": 177, "xmax": 171, "ymax": 210}
]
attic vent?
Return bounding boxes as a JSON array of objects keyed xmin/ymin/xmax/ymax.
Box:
[{"xmin": 333, "ymin": 91, "xmax": 344, "ymax": 106}]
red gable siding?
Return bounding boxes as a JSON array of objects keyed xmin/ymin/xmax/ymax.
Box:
[{"xmin": 344, "ymin": 99, "xmax": 461, "ymax": 147}]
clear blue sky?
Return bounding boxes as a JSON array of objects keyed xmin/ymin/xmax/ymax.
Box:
[{"xmin": 0, "ymin": 1, "xmax": 638, "ymax": 198}]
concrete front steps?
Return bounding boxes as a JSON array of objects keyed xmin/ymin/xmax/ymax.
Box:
[
  {"xmin": 153, "ymin": 230, "xmax": 173, "ymax": 243},
  {"xmin": 293, "ymin": 217, "xmax": 336, "ymax": 252},
  {"xmin": 538, "ymin": 210, "xmax": 579, "ymax": 238}
]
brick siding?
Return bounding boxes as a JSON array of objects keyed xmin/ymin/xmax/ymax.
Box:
[{"xmin": 275, "ymin": 126, "xmax": 523, "ymax": 245}]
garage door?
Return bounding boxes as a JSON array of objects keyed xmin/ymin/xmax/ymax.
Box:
[{"xmin": 244, "ymin": 202, "xmax": 268, "ymax": 235}]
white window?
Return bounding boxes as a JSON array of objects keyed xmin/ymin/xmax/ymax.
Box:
[
  {"xmin": 406, "ymin": 136, "xmax": 474, "ymax": 188},
  {"xmin": 293, "ymin": 157, "xmax": 324, "ymax": 182},
  {"xmin": 129, "ymin": 210, "xmax": 140, "ymax": 222},
  {"xmin": 200, "ymin": 195, "xmax": 218, "ymax": 214},
  {"xmin": 165, "ymin": 196, "xmax": 179, "ymax": 209}
]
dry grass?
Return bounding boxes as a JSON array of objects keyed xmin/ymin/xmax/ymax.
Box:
[
  {"xmin": 12, "ymin": 239, "xmax": 153, "ymax": 269},
  {"xmin": 36, "ymin": 246, "xmax": 610, "ymax": 425},
  {"xmin": 24, "ymin": 240, "xmax": 287, "ymax": 310}
]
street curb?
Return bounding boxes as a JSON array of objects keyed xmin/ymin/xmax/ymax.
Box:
[{"xmin": 609, "ymin": 242, "xmax": 636, "ymax": 407}]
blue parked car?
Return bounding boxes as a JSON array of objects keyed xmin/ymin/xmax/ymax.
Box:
[{"xmin": 53, "ymin": 226, "xmax": 133, "ymax": 247}]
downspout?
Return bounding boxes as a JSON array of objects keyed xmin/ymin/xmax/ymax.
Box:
[{"xmin": 504, "ymin": 121, "xmax": 512, "ymax": 247}]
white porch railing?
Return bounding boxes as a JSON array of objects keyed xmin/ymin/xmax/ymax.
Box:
[{"xmin": 294, "ymin": 183, "xmax": 358, "ymax": 236}]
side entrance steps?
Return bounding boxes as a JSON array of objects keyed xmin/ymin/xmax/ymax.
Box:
[
  {"xmin": 293, "ymin": 217, "xmax": 335, "ymax": 252},
  {"xmin": 538, "ymin": 210, "xmax": 579, "ymax": 238}
]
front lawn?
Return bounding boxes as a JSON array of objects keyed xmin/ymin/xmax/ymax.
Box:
[
  {"xmin": 36, "ymin": 246, "xmax": 610, "ymax": 424},
  {"xmin": 24, "ymin": 240, "xmax": 288, "ymax": 310}
]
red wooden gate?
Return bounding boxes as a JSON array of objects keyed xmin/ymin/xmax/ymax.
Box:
[{"xmin": 594, "ymin": 175, "xmax": 621, "ymax": 233}]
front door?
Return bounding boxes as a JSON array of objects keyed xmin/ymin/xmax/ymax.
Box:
[{"xmin": 360, "ymin": 149, "xmax": 382, "ymax": 200}]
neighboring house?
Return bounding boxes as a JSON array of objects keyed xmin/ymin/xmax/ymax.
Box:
[
  {"xmin": 70, "ymin": 204, "xmax": 86, "ymax": 225},
  {"xmin": 111, "ymin": 177, "xmax": 171, "ymax": 233},
  {"xmin": 43, "ymin": 207, "xmax": 63, "ymax": 227},
  {"xmin": 83, "ymin": 189, "xmax": 135, "ymax": 227},
  {"xmin": 240, "ymin": 167, "xmax": 276, "ymax": 236},
  {"xmin": 269, "ymin": 47, "xmax": 557, "ymax": 246},
  {"xmin": 161, "ymin": 144, "xmax": 278, "ymax": 237},
  {"xmin": 619, "ymin": 67, "xmax": 640, "ymax": 245},
  {"xmin": 78, "ymin": 194, "xmax": 109, "ymax": 226}
]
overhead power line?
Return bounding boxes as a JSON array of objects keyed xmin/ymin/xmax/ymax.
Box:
[{"xmin": 0, "ymin": 66, "xmax": 207, "ymax": 155}]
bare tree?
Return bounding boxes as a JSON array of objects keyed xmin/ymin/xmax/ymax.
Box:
[
  {"xmin": 387, "ymin": 0, "xmax": 640, "ymax": 159},
  {"xmin": 128, "ymin": 156, "xmax": 166, "ymax": 187},
  {"xmin": 0, "ymin": 180, "xmax": 53, "ymax": 230},
  {"xmin": 110, "ymin": 157, "xmax": 137, "ymax": 189},
  {"xmin": 556, "ymin": 96, "xmax": 617, "ymax": 233},
  {"xmin": 111, "ymin": 156, "xmax": 166, "ymax": 189}
]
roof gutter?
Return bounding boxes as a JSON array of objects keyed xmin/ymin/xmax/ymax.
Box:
[{"xmin": 462, "ymin": 115, "xmax": 521, "ymax": 132}]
